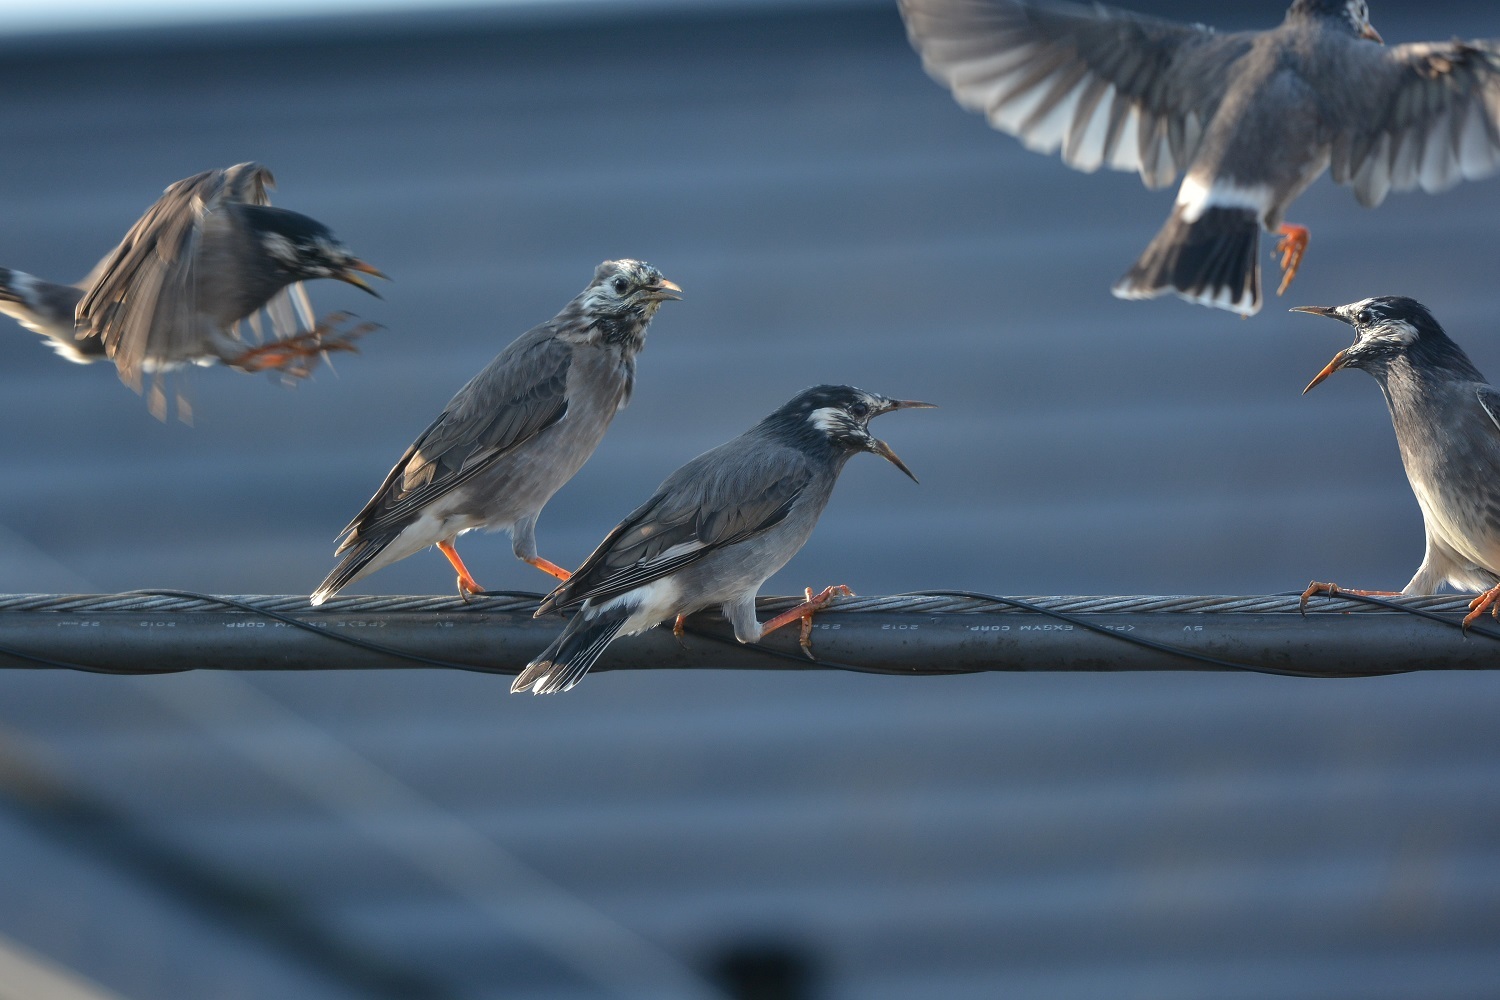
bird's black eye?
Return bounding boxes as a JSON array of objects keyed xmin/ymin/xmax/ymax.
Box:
[
  {"xmin": 612, "ymin": 277, "xmax": 630, "ymax": 295},
  {"xmin": 848, "ymin": 401, "xmax": 870, "ymax": 420}
]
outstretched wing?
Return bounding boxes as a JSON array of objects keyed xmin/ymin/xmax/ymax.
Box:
[
  {"xmin": 898, "ymin": 0, "xmax": 1248, "ymax": 188},
  {"xmin": 1330, "ymin": 40, "xmax": 1500, "ymax": 207},
  {"xmin": 76, "ymin": 162, "xmax": 277, "ymax": 387},
  {"xmin": 539, "ymin": 439, "xmax": 814, "ymax": 614},
  {"xmin": 336, "ymin": 329, "xmax": 572, "ymax": 547}
]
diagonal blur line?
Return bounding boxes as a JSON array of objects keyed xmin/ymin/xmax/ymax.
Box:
[
  {"xmin": 0, "ymin": 519, "xmax": 721, "ymax": 999},
  {"xmin": 0, "ymin": 933, "xmax": 129, "ymax": 1000},
  {"xmin": 139, "ymin": 672, "xmax": 724, "ymax": 1000}
]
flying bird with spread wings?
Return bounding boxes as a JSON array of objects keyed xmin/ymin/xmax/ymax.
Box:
[
  {"xmin": 900, "ymin": 0, "xmax": 1500, "ymax": 315},
  {"xmin": 2, "ymin": 162, "xmax": 385, "ymax": 419}
]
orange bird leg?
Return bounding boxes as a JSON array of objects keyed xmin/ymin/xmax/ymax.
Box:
[
  {"xmin": 228, "ymin": 312, "xmax": 377, "ymax": 377},
  {"xmin": 436, "ymin": 539, "xmax": 485, "ymax": 600},
  {"xmin": 671, "ymin": 613, "xmax": 690, "ymax": 650},
  {"xmin": 523, "ymin": 556, "xmax": 572, "ymax": 582},
  {"xmin": 1299, "ymin": 580, "xmax": 1401, "ymax": 614},
  {"xmin": 1274, "ymin": 223, "xmax": 1310, "ymax": 297},
  {"xmin": 757, "ymin": 585, "xmax": 855, "ymax": 660},
  {"xmin": 1463, "ymin": 584, "xmax": 1500, "ymax": 631}
]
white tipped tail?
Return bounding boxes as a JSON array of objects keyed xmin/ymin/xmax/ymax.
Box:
[{"xmin": 1113, "ymin": 206, "xmax": 1262, "ymax": 316}]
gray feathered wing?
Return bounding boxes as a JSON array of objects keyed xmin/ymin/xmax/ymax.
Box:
[
  {"xmin": 334, "ymin": 330, "xmax": 573, "ymax": 552},
  {"xmin": 75, "ymin": 162, "xmax": 310, "ymax": 387},
  {"xmin": 897, "ymin": 0, "xmax": 1248, "ymax": 188},
  {"xmin": 1330, "ymin": 40, "xmax": 1500, "ymax": 207},
  {"xmin": 538, "ymin": 442, "xmax": 815, "ymax": 615}
]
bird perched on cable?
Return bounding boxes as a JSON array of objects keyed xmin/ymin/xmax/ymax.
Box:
[
  {"xmin": 1296, "ymin": 296, "xmax": 1500, "ymax": 629},
  {"xmin": 15, "ymin": 162, "xmax": 386, "ymax": 419},
  {"xmin": 311, "ymin": 259, "xmax": 681, "ymax": 607},
  {"xmin": 513, "ymin": 385, "xmax": 934, "ymax": 695},
  {"xmin": 899, "ymin": 0, "xmax": 1500, "ymax": 316}
]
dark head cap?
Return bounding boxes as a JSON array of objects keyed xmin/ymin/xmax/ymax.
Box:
[
  {"xmin": 251, "ymin": 207, "xmax": 386, "ymax": 296},
  {"xmin": 775, "ymin": 384, "xmax": 935, "ymax": 481},
  {"xmin": 1293, "ymin": 296, "xmax": 1474, "ymax": 391},
  {"xmin": 1287, "ymin": 0, "xmax": 1382, "ymax": 42}
]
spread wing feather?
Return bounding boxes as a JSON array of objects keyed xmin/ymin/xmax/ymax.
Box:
[
  {"xmin": 898, "ymin": 0, "xmax": 1247, "ymax": 188},
  {"xmin": 1330, "ymin": 40, "xmax": 1500, "ymax": 207},
  {"xmin": 75, "ymin": 162, "xmax": 281, "ymax": 386}
]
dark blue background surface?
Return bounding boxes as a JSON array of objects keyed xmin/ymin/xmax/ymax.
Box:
[{"xmin": 0, "ymin": 2, "xmax": 1497, "ymax": 997}]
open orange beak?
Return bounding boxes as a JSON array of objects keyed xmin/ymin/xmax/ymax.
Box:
[
  {"xmin": 1291, "ymin": 305, "xmax": 1355, "ymax": 393},
  {"xmin": 336, "ymin": 259, "xmax": 389, "ymax": 297},
  {"xmin": 1303, "ymin": 349, "xmax": 1350, "ymax": 394}
]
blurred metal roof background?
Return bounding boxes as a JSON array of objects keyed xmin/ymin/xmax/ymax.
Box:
[{"xmin": 0, "ymin": 1, "xmax": 1498, "ymax": 997}]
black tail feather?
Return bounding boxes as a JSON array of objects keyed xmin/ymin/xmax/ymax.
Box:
[
  {"xmin": 310, "ymin": 537, "xmax": 389, "ymax": 606},
  {"xmin": 1113, "ymin": 207, "xmax": 1261, "ymax": 316},
  {"xmin": 512, "ymin": 606, "xmax": 630, "ymax": 695}
]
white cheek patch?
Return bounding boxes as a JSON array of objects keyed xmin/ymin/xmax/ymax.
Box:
[
  {"xmin": 808, "ymin": 407, "xmax": 848, "ymax": 434},
  {"xmin": 261, "ymin": 232, "xmax": 299, "ymax": 265},
  {"xmin": 1175, "ymin": 175, "xmax": 1273, "ymax": 223},
  {"xmin": 1371, "ymin": 319, "xmax": 1419, "ymax": 346}
]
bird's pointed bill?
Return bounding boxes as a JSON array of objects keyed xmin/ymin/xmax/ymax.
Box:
[
  {"xmin": 883, "ymin": 399, "xmax": 938, "ymax": 413},
  {"xmin": 867, "ymin": 437, "xmax": 919, "ymax": 482},
  {"xmin": 646, "ymin": 278, "xmax": 683, "ymax": 302},
  {"xmin": 1290, "ymin": 305, "xmax": 1348, "ymax": 323},
  {"xmin": 335, "ymin": 259, "xmax": 389, "ymax": 297},
  {"xmin": 1362, "ymin": 24, "xmax": 1383, "ymax": 44},
  {"xmin": 1292, "ymin": 305, "xmax": 1356, "ymax": 391},
  {"xmin": 1304, "ymin": 349, "xmax": 1350, "ymax": 394}
]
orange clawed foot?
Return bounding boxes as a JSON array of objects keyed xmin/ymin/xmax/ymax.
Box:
[
  {"xmin": 437, "ymin": 539, "xmax": 486, "ymax": 602},
  {"xmin": 524, "ymin": 556, "xmax": 572, "ymax": 583},
  {"xmin": 1275, "ymin": 224, "xmax": 1310, "ymax": 297},
  {"xmin": 229, "ymin": 312, "xmax": 378, "ymax": 378},
  {"xmin": 1462, "ymin": 585, "xmax": 1500, "ymax": 631},
  {"xmin": 1298, "ymin": 581, "xmax": 1401, "ymax": 614},
  {"xmin": 759, "ymin": 584, "xmax": 855, "ymax": 660}
]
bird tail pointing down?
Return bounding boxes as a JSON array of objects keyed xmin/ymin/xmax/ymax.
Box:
[
  {"xmin": 512, "ymin": 605, "xmax": 631, "ymax": 695},
  {"xmin": 310, "ymin": 536, "xmax": 390, "ymax": 606},
  {"xmin": 1112, "ymin": 206, "xmax": 1261, "ymax": 316}
]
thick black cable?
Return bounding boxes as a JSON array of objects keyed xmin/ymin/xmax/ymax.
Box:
[
  {"xmin": 901, "ymin": 590, "xmax": 1410, "ymax": 679},
  {"xmin": 115, "ymin": 589, "xmax": 534, "ymax": 674},
  {"xmin": 0, "ymin": 586, "xmax": 1488, "ymax": 678},
  {"xmin": 1284, "ymin": 588, "xmax": 1500, "ymax": 641}
]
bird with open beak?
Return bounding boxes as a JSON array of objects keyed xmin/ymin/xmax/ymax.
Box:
[
  {"xmin": 514, "ymin": 385, "xmax": 934, "ymax": 695},
  {"xmin": 1296, "ymin": 296, "xmax": 1500, "ymax": 629},
  {"xmin": 65, "ymin": 162, "xmax": 387, "ymax": 419}
]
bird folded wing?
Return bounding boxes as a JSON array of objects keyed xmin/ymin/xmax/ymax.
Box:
[
  {"xmin": 1331, "ymin": 40, "xmax": 1500, "ymax": 207},
  {"xmin": 898, "ymin": 0, "xmax": 1243, "ymax": 188},
  {"xmin": 539, "ymin": 452, "xmax": 813, "ymax": 613},
  {"xmin": 335, "ymin": 334, "xmax": 573, "ymax": 543},
  {"xmin": 76, "ymin": 162, "xmax": 277, "ymax": 386},
  {"xmin": 1476, "ymin": 385, "xmax": 1500, "ymax": 437}
]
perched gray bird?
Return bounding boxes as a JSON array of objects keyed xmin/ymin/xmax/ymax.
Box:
[
  {"xmin": 311, "ymin": 259, "xmax": 681, "ymax": 606},
  {"xmin": 0, "ymin": 267, "xmax": 105, "ymax": 364},
  {"xmin": 513, "ymin": 384, "xmax": 934, "ymax": 695},
  {"xmin": 51, "ymin": 162, "xmax": 386, "ymax": 418},
  {"xmin": 899, "ymin": 0, "xmax": 1500, "ymax": 315},
  {"xmin": 1296, "ymin": 296, "xmax": 1500, "ymax": 628}
]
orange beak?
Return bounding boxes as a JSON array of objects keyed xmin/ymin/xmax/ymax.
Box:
[{"xmin": 1303, "ymin": 349, "xmax": 1349, "ymax": 394}]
